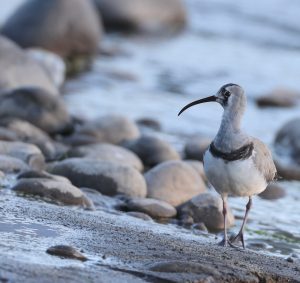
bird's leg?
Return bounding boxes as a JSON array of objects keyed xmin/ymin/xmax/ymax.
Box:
[
  {"xmin": 219, "ymin": 196, "xmax": 233, "ymax": 247},
  {"xmin": 232, "ymin": 197, "xmax": 252, "ymax": 248}
]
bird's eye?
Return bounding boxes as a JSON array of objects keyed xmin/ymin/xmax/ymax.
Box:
[{"xmin": 223, "ymin": 90, "xmax": 231, "ymax": 98}]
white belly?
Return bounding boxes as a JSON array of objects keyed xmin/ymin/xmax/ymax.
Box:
[{"xmin": 203, "ymin": 150, "xmax": 267, "ymax": 197}]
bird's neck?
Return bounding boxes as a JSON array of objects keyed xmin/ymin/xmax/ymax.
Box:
[{"xmin": 214, "ymin": 109, "xmax": 248, "ymax": 152}]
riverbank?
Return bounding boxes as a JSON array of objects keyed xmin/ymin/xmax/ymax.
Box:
[{"xmin": 0, "ymin": 192, "xmax": 299, "ymax": 283}]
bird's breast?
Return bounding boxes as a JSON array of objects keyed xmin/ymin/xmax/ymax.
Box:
[{"xmin": 203, "ymin": 149, "xmax": 267, "ymax": 197}]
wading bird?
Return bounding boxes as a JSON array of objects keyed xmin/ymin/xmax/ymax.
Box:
[{"xmin": 178, "ymin": 83, "xmax": 276, "ymax": 248}]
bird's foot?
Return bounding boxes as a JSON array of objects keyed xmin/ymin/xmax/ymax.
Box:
[
  {"xmin": 218, "ymin": 238, "xmax": 236, "ymax": 248},
  {"xmin": 231, "ymin": 232, "xmax": 245, "ymax": 249}
]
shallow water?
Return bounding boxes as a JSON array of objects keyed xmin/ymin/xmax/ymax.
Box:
[{"xmin": 2, "ymin": 0, "xmax": 300, "ymax": 258}]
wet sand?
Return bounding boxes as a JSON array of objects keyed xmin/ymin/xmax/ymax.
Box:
[{"xmin": 0, "ymin": 192, "xmax": 299, "ymax": 283}]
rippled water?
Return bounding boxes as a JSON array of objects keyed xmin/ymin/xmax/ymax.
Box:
[{"xmin": 2, "ymin": 0, "xmax": 300, "ymax": 257}]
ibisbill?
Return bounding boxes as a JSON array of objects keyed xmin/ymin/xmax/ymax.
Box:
[{"xmin": 178, "ymin": 83, "xmax": 277, "ymax": 248}]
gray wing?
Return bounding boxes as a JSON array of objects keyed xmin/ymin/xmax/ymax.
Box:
[{"xmin": 252, "ymin": 138, "xmax": 277, "ymax": 183}]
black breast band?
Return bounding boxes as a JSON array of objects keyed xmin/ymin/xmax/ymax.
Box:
[{"xmin": 209, "ymin": 142, "xmax": 254, "ymax": 162}]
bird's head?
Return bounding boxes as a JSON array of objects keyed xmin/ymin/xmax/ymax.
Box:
[{"xmin": 178, "ymin": 83, "xmax": 246, "ymax": 116}]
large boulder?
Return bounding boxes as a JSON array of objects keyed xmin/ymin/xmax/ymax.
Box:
[
  {"xmin": 94, "ymin": 0, "xmax": 186, "ymax": 33},
  {"xmin": 65, "ymin": 115, "xmax": 140, "ymax": 146},
  {"xmin": 0, "ymin": 87, "xmax": 72, "ymax": 135},
  {"xmin": 0, "ymin": 36, "xmax": 57, "ymax": 95},
  {"xmin": 68, "ymin": 143, "xmax": 143, "ymax": 172},
  {"xmin": 123, "ymin": 135, "xmax": 180, "ymax": 167},
  {"xmin": 0, "ymin": 141, "xmax": 45, "ymax": 170},
  {"xmin": 1, "ymin": 0, "xmax": 102, "ymax": 58},
  {"xmin": 145, "ymin": 160, "xmax": 206, "ymax": 206},
  {"xmin": 50, "ymin": 158, "xmax": 147, "ymax": 197},
  {"xmin": 178, "ymin": 193, "xmax": 235, "ymax": 232},
  {"xmin": 12, "ymin": 178, "xmax": 93, "ymax": 208}
]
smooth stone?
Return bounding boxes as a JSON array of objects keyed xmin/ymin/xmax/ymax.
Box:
[
  {"xmin": 0, "ymin": 119, "xmax": 56, "ymax": 160},
  {"xmin": 0, "ymin": 141, "xmax": 45, "ymax": 171},
  {"xmin": 126, "ymin": 198, "xmax": 176, "ymax": 218},
  {"xmin": 123, "ymin": 135, "xmax": 180, "ymax": 167},
  {"xmin": 50, "ymin": 158, "xmax": 147, "ymax": 197},
  {"xmin": 46, "ymin": 245, "xmax": 87, "ymax": 261},
  {"xmin": 145, "ymin": 160, "xmax": 206, "ymax": 206},
  {"xmin": 184, "ymin": 136, "xmax": 211, "ymax": 161},
  {"xmin": 94, "ymin": 0, "xmax": 186, "ymax": 33},
  {"xmin": 0, "ymin": 87, "xmax": 72, "ymax": 135},
  {"xmin": 274, "ymin": 159, "xmax": 300, "ymax": 181},
  {"xmin": 0, "ymin": 127, "xmax": 18, "ymax": 141},
  {"xmin": 68, "ymin": 143, "xmax": 143, "ymax": 172},
  {"xmin": 18, "ymin": 170, "xmax": 71, "ymax": 184},
  {"xmin": 136, "ymin": 117, "xmax": 162, "ymax": 131},
  {"xmin": 125, "ymin": 211, "xmax": 153, "ymax": 221},
  {"xmin": 2, "ymin": 0, "xmax": 102, "ymax": 58},
  {"xmin": 259, "ymin": 183, "xmax": 286, "ymax": 200},
  {"xmin": 178, "ymin": 193, "xmax": 235, "ymax": 232},
  {"xmin": 0, "ymin": 155, "xmax": 30, "ymax": 173},
  {"xmin": 274, "ymin": 118, "xmax": 300, "ymax": 166},
  {"xmin": 256, "ymin": 88, "xmax": 299, "ymax": 108},
  {"xmin": 0, "ymin": 35, "xmax": 57, "ymax": 95},
  {"xmin": 184, "ymin": 160, "xmax": 207, "ymax": 183},
  {"xmin": 70, "ymin": 115, "xmax": 140, "ymax": 145},
  {"xmin": 12, "ymin": 178, "xmax": 93, "ymax": 208},
  {"xmin": 26, "ymin": 48, "xmax": 66, "ymax": 88}
]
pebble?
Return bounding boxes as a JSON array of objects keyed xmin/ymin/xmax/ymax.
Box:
[
  {"xmin": 125, "ymin": 211, "xmax": 153, "ymax": 222},
  {"xmin": 123, "ymin": 135, "xmax": 180, "ymax": 167},
  {"xmin": 126, "ymin": 198, "xmax": 177, "ymax": 218},
  {"xmin": 50, "ymin": 158, "xmax": 147, "ymax": 197},
  {"xmin": 94, "ymin": 0, "xmax": 186, "ymax": 33},
  {"xmin": 2, "ymin": 0, "xmax": 102, "ymax": 59},
  {"xmin": 67, "ymin": 115, "xmax": 140, "ymax": 145},
  {"xmin": 145, "ymin": 160, "xmax": 206, "ymax": 206},
  {"xmin": 0, "ymin": 87, "xmax": 72, "ymax": 135},
  {"xmin": 178, "ymin": 192, "xmax": 235, "ymax": 231},
  {"xmin": 68, "ymin": 143, "xmax": 143, "ymax": 172},
  {"xmin": 184, "ymin": 136, "xmax": 211, "ymax": 161},
  {"xmin": 0, "ymin": 155, "xmax": 29, "ymax": 173},
  {"xmin": 0, "ymin": 35, "xmax": 58, "ymax": 95},
  {"xmin": 12, "ymin": 178, "xmax": 93, "ymax": 208},
  {"xmin": 0, "ymin": 141, "xmax": 45, "ymax": 171},
  {"xmin": 259, "ymin": 183, "xmax": 286, "ymax": 200},
  {"xmin": 46, "ymin": 245, "xmax": 87, "ymax": 261}
]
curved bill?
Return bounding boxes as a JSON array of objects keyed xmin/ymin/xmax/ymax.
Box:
[{"xmin": 178, "ymin": 95, "xmax": 217, "ymax": 116}]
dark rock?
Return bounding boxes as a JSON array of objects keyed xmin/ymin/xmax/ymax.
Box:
[
  {"xmin": 50, "ymin": 158, "xmax": 147, "ymax": 197},
  {"xmin": 2, "ymin": 0, "xmax": 102, "ymax": 58},
  {"xmin": 178, "ymin": 193, "xmax": 235, "ymax": 232},
  {"xmin": 274, "ymin": 159, "xmax": 300, "ymax": 181},
  {"xmin": 12, "ymin": 178, "xmax": 93, "ymax": 208},
  {"xmin": 259, "ymin": 183, "xmax": 286, "ymax": 200},
  {"xmin": 0, "ymin": 155, "xmax": 29, "ymax": 173},
  {"xmin": 68, "ymin": 143, "xmax": 143, "ymax": 172},
  {"xmin": 0, "ymin": 141, "xmax": 45, "ymax": 171},
  {"xmin": 0, "ymin": 87, "xmax": 72, "ymax": 135},
  {"xmin": 67, "ymin": 115, "xmax": 140, "ymax": 146},
  {"xmin": 145, "ymin": 160, "xmax": 206, "ymax": 206},
  {"xmin": 94, "ymin": 0, "xmax": 186, "ymax": 33},
  {"xmin": 126, "ymin": 198, "xmax": 176, "ymax": 218},
  {"xmin": 46, "ymin": 245, "xmax": 87, "ymax": 261},
  {"xmin": 0, "ymin": 119, "xmax": 56, "ymax": 160},
  {"xmin": 192, "ymin": 222, "xmax": 208, "ymax": 232},
  {"xmin": 136, "ymin": 118, "xmax": 162, "ymax": 131},
  {"xmin": 0, "ymin": 35, "xmax": 57, "ymax": 95},
  {"xmin": 256, "ymin": 88, "xmax": 299, "ymax": 108},
  {"xmin": 123, "ymin": 135, "xmax": 180, "ymax": 167},
  {"xmin": 18, "ymin": 170, "xmax": 71, "ymax": 184},
  {"xmin": 125, "ymin": 211, "xmax": 153, "ymax": 221},
  {"xmin": 184, "ymin": 136, "xmax": 211, "ymax": 161}
]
